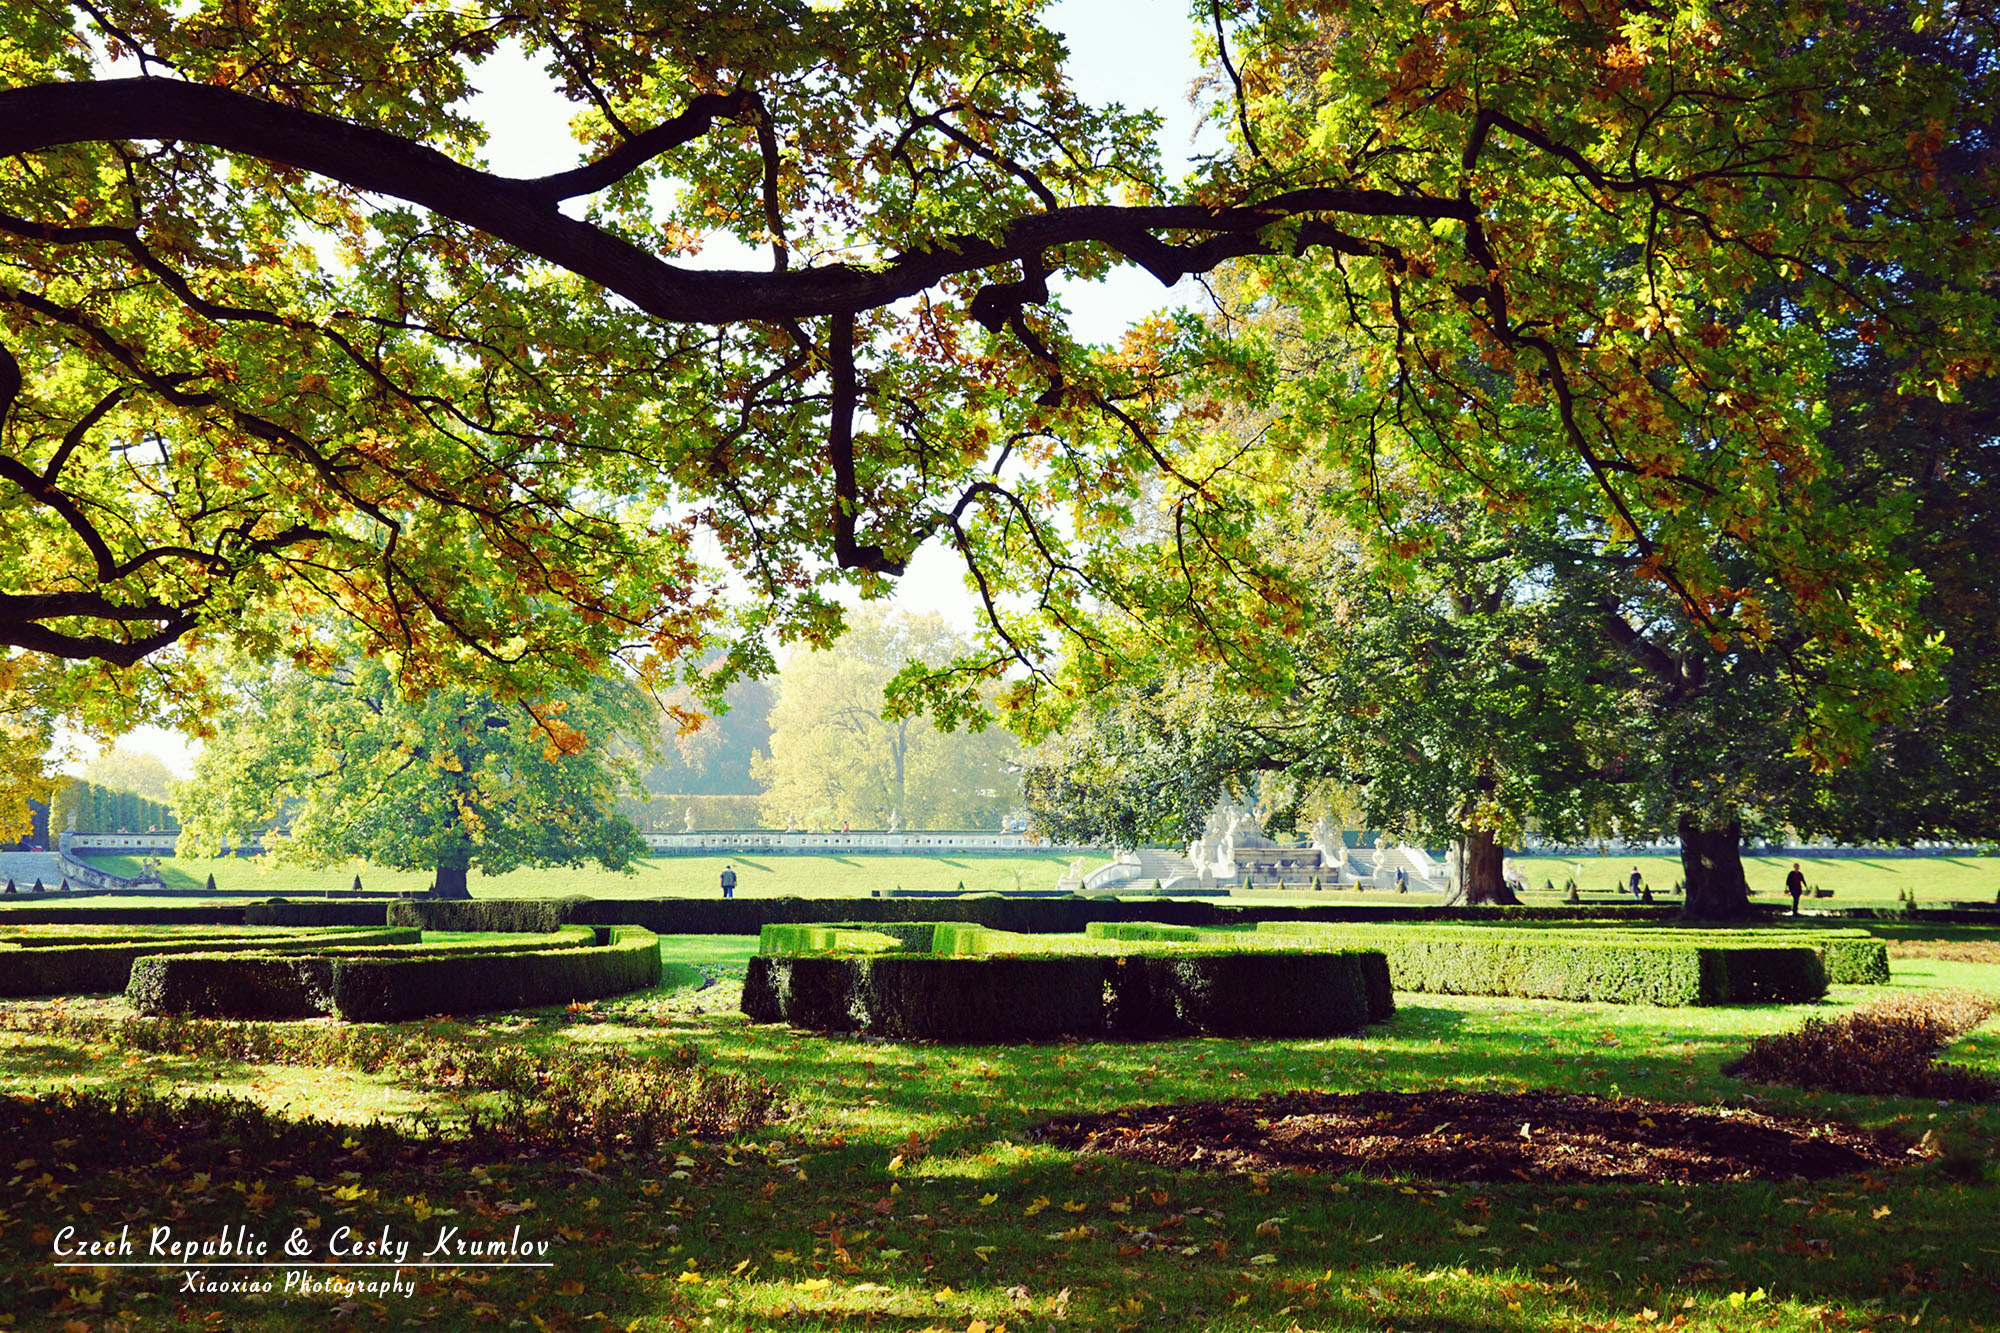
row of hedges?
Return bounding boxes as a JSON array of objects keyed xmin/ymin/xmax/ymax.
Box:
[
  {"xmin": 244, "ymin": 901, "xmax": 397, "ymax": 928},
  {"xmin": 1243, "ymin": 923, "xmax": 1827, "ymax": 1005},
  {"xmin": 742, "ymin": 947, "xmax": 1390, "ymax": 1042},
  {"xmin": 1246, "ymin": 921, "xmax": 1883, "ymax": 990},
  {"xmin": 0, "ymin": 928, "xmax": 419, "ymax": 997},
  {"xmin": 128, "ymin": 927, "xmax": 661, "ymax": 1021},
  {"xmin": 0, "ymin": 906, "xmax": 250, "ymax": 926},
  {"xmin": 390, "ymin": 895, "xmax": 1686, "ymax": 936}
]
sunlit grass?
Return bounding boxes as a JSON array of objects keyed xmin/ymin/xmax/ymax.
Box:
[{"xmin": 64, "ymin": 851, "xmax": 1081, "ymax": 900}]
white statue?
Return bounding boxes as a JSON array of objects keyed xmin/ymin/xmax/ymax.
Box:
[
  {"xmin": 684, "ymin": 806, "xmax": 696, "ymax": 832},
  {"xmin": 886, "ymin": 808, "xmax": 901, "ymax": 833}
]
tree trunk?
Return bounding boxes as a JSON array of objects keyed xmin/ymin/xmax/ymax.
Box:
[
  {"xmin": 431, "ymin": 843, "xmax": 472, "ymax": 899},
  {"xmin": 1678, "ymin": 814, "xmax": 1751, "ymax": 920},
  {"xmin": 1461, "ymin": 829, "xmax": 1521, "ymax": 906}
]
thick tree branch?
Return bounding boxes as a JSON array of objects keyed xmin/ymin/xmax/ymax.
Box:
[{"xmin": 0, "ymin": 79, "xmax": 1469, "ymax": 327}]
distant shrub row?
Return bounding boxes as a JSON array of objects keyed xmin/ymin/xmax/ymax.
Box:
[
  {"xmin": 387, "ymin": 894, "xmax": 1686, "ymax": 936},
  {"xmin": 128, "ymin": 926, "xmax": 661, "ymax": 1021}
]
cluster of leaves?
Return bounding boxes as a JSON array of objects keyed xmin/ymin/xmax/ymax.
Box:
[
  {"xmin": 1728, "ymin": 991, "xmax": 2000, "ymax": 1102},
  {"xmin": 0, "ymin": 1003, "xmax": 783, "ymax": 1148}
]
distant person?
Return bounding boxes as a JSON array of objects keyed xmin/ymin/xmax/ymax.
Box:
[
  {"xmin": 1394, "ymin": 866, "xmax": 1408, "ymax": 893},
  {"xmin": 1628, "ymin": 866, "xmax": 1643, "ymax": 897},
  {"xmin": 720, "ymin": 864, "xmax": 737, "ymax": 900},
  {"xmin": 1785, "ymin": 862, "xmax": 1807, "ymax": 914}
]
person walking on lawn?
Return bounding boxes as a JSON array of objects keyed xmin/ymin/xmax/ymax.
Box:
[
  {"xmin": 1785, "ymin": 863, "xmax": 1807, "ymax": 915},
  {"xmin": 720, "ymin": 864, "xmax": 737, "ymax": 899}
]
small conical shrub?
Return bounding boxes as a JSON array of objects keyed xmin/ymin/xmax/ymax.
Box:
[
  {"xmin": 3, "ymin": 878, "xmax": 14, "ymax": 894},
  {"xmin": 206, "ymin": 872, "xmax": 218, "ymax": 892},
  {"xmin": 352, "ymin": 874, "xmax": 363, "ymax": 893},
  {"xmin": 57, "ymin": 878, "xmax": 69, "ymax": 892},
  {"xmin": 31, "ymin": 878, "xmax": 45, "ymax": 893}
]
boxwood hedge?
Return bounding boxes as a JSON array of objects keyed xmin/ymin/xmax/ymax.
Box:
[
  {"xmin": 128, "ymin": 926, "xmax": 659, "ymax": 1021},
  {"xmin": 744, "ymin": 935, "xmax": 1393, "ymax": 1041},
  {"xmin": 388, "ymin": 895, "xmax": 1686, "ymax": 938},
  {"xmin": 0, "ymin": 928, "xmax": 419, "ymax": 997},
  {"xmin": 1249, "ymin": 922, "xmax": 1828, "ymax": 1005},
  {"xmin": 330, "ymin": 926, "xmax": 661, "ymax": 1021}
]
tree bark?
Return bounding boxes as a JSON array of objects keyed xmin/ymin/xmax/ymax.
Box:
[
  {"xmin": 1461, "ymin": 829, "xmax": 1521, "ymax": 906},
  {"xmin": 1678, "ymin": 814, "xmax": 1752, "ymax": 920},
  {"xmin": 431, "ymin": 843, "xmax": 473, "ymax": 899}
]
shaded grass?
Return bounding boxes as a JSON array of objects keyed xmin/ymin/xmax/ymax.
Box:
[{"xmin": 3, "ymin": 929, "xmax": 1999, "ymax": 1331}]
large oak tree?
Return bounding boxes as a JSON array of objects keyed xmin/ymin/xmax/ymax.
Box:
[{"xmin": 3, "ymin": 1, "xmax": 1992, "ymax": 809}]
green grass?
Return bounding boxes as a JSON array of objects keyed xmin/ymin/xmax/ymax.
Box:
[
  {"xmin": 67, "ymin": 851, "xmax": 1079, "ymax": 900},
  {"xmin": 4, "ymin": 922, "xmax": 1999, "ymax": 1331},
  {"xmin": 1511, "ymin": 853, "xmax": 2000, "ymax": 907}
]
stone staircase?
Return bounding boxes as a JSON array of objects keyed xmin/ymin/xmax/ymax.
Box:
[{"xmin": 1073, "ymin": 848, "xmax": 1200, "ymax": 893}]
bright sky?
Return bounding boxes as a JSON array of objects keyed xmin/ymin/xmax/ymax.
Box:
[{"xmin": 73, "ymin": 0, "xmax": 1220, "ymax": 779}]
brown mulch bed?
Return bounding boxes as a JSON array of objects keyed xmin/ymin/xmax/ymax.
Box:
[
  {"xmin": 1035, "ymin": 1089, "xmax": 1922, "ymax": 1184},
  {"xmin": 1886, "ymin": 939, "xmax": 2000, "ymax": 964}
]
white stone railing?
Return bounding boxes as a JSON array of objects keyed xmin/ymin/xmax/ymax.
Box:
[
  {"xmin": 66, "ymin": 832, "xmax": 181, "ymax": 854},
  {"xmin": 641, "ymin": 831, "xmax": 1095, "ymax": 855}
]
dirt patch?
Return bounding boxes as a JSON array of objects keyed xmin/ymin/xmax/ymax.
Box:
[{"xmin": 1035, "ymin": 1090, "xmax": 1921, "ymax": 1184}]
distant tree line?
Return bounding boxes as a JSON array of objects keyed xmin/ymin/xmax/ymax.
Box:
[{"xmin": 48, "ymin": 777, "xmax": 179, "ymax": 836}]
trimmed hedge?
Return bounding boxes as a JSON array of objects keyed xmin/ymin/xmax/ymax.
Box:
[
  {"xmin": 385, "ymin": 897, "xmax": 590, "ymax": 933},
  {"xmin": 1816, "ymin": 938, "xmax": 1891, "ymax": 985},
  {"xmin": 128, "ymin": 955, "xmax": 335, "ymax": 1019},
  {"xmin": 244, "ymin": 901, "xmax": 392, "ymax": 928},
  {"xmin": 756, "ymin": 923, "xmax": 932, "ymax": 955},
  {"xmin": 0, "ymin": 906, "xmax": 249, "ymax": 926},
  {"xmin": 0, "ymin": 928, "xmax": 419, "ymax": 997},
  {"xmin": 1704, "ymin": 947, "xmax": 1830, "ymax": 1003},
  {"xmin": 331, "ymin": 927, "xmax": 661, "ymax": 1021},
  {"xmin": 128, "ymin": 927, "xmax": 659, "ymax": 1020},
  {"xmin": 1105, "ymin": 951, "xmax": 1379, "ymax": 1037},
  {"xmin": 740, "ymin": 956, "xmax": 862, "ymax": 1030},
  {"xmin": 854, "ymin": 956, "xmax": 1107, "ymax": 1040},
  {"xmin": 389, "ymin": 895, "xmax": 1686, "ymax": 938},
  {"xmin": 1251, "ymin": 923, "xmax": 1827, "ymax": 1005},
  {"xmin": 742, "ymin": 955, "xmax": 1105, "ymax": 1041},
  {"xmin": 1086, "ymin": 922, "xmax": 1205, "ymax": 944},
  {"xmin": 744, "ymin": 942, "xmax": 1393, "ymax": 1040}
]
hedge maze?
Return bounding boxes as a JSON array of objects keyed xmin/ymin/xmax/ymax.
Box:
[
  {"xmin": 0, "ymin": 920, "xmax": 663, "ymax": 1019},
  {"xmin": 743, "ymin": 921, "xmax": 1394, "ymax": 1041},
  {"xmin": 742, "ymin": 917, "xmax": 1874, "ymax": 1041}
]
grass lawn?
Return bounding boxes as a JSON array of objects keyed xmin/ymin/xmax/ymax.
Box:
[
  {"xmin": 69, "ymin": 852, "xmax": 1079, "ymax": 900},
  {"xmin": 3, "ymin": 917, "xmax": 1999, "ymax": 1331},
  {"xmin": 1510, "ymin": 854, "xmax": 1999, "ymax": 908}
]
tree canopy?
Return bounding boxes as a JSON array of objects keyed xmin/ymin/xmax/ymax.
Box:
[
  {"xmin": 174, "ymin": 643, "xmax": 651, "ymax": 896},
  {"xmin": 3, "ymin": 0, "xmax": 1994, "ymax": 804},
  {"xmin": 754, "ymin": 610, "xmax": 1020, "ymax": 830}
]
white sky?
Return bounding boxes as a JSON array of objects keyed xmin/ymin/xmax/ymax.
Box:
[{"xmin": 74, "ymin": 0, "xmax": 1219, "ymax": 779}]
